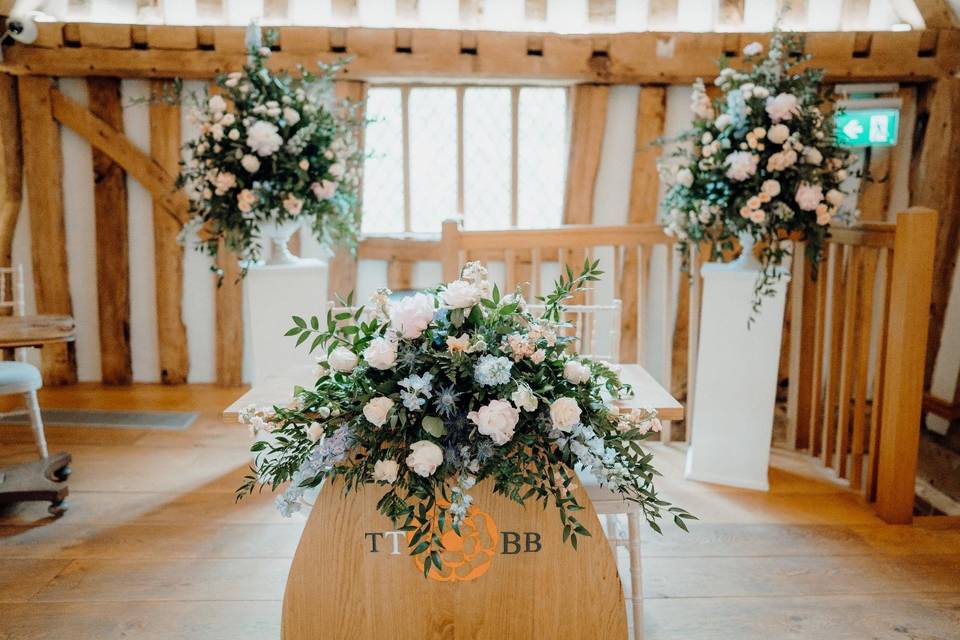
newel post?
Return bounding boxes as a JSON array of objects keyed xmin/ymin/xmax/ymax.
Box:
[
  {"xmin": 875, "ymin": 207, "xmax": 938, "ymax": 524},
  {"xmin": 441, "ymin": 218, "xmax": 462, "ymax": 282}
]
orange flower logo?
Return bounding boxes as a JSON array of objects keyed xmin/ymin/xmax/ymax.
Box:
[{"xmin": 411, "ymin": 507, "xmax": 498, "ymax": 582}]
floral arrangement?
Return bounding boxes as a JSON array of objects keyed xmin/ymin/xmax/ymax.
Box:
[
  {"xmin": 177, "ymin": 32, "xmax": 364, "ymax": 276},
  {"xmin": 237, "ymin": 262, "xmax": 692, "ymax": 575},
  {"xmin": 659, "ymin": 30, "xmax": 855, "ymax": 313}
]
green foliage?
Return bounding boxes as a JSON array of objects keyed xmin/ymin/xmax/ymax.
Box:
[{"xmin": 238, "ymin": 264, "xmax": 693, "ymax": 576}]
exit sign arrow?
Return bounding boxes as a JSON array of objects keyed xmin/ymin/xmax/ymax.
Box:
[{"xmin": 835, "ymin": 108, "xmax": 900, "ymax": 147}]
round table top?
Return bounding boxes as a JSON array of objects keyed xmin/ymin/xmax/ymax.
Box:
[{"xmin": 0, "ymin": 314, "xmax": 76, "ymax": 348}]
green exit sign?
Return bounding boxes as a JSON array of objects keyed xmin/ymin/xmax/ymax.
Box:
[{"xmin": 835, "ymin": 109, "xmax": 900, "ymax": 147}]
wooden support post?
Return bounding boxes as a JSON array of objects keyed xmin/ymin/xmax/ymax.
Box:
[
  {"xmin": 148, "ymin": 80, "xmax": 190, "ymax": 384},
  {"xmin": 910, "ymin": 79, "xmax": 960, "ymax": 389},
  {"xmin": 0, "ymin": 74, "xmax": 22, "ymax": 272},
  {"xmin": 441, "ymin": 219, "xmax": 462, "ymax": 282},
  {"xmin": 18, "ymin": 76, "xmax": 76, "ymax": 384},
  {"xmin": 621, "ymin": 86, "xmax": 665, "ymax": 364},
  {"xmin": 562, "ymin": 84, "xmax": 608, "ymax": 226},
  {"xmin": 87, "ymin": 77, "xmax": 132, "ymax": 385},
  {"xmin": 786, "ymin": 244, "xmax": 817, "ymax": 450},
  {"xmin": 875, "ymin": 208, "xmax": 937, "ymax": 524},
  {"xmin": 215, "ymin": 247, "xmax": 244, "ymax": 387},
  {"xmin": 327, "ymin": 80, "xmax": 367, "ymax": 302}
]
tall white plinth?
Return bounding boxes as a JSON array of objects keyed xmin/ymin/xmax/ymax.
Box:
[
  {"xmin": 245, "ymin": 259, "xmax": 328, "ymax": 385},
  {"xmin": 685, "ymin": 264, "xmax": 789, "ymax": 491}
]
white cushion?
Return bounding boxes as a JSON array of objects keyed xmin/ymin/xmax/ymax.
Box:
[{"xmin": 0, "ymin": 361, "xmax": 43, "ymax": 395}]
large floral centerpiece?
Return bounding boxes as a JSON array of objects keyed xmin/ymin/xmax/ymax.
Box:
[
  {"xmin": 177, "ymin": 33, "xmax": 363, "ymax": 275},
  {"xmin": 237, "ymin": 262, "xmax": 692, "ymax": 575},
  {"xmin": 659, "ymin": 31, "xmax": 855, "ymax": 312}
]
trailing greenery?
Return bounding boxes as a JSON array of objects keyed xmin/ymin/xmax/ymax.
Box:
[{"xmin": 237, "ymin": 261, "xmax": 692, "ymax": 576}]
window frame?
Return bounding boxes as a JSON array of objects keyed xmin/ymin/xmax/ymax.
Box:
[{"xmin": 361, "ymin": 82, "xmax": 572, "ymax": 234}]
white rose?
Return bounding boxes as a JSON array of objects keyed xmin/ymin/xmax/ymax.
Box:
[
  {"xmin": 767, "ymin": 124, "xmax": 790, "ymax": 145},
  {"xmin": 531, "ymin": 349, "xmax": 546, "ymax": 365},
  {"xmin": 246, "ymin": 120, "xmax": 283, "ymax": 157},
  {"xmin": 406, "ymin": 440, "xmax": 444, "ymax": 477},
  {"xmin": 511, "ymin": 383, "xmax": 539, "ymax": 412},
  {"xmin": 675, "ymin": 167, "xmax": 694, "ymax": 189},
  {"xmin": 550, "ymin": 397, "xmax": 582, "ymax": 432},
  {"xmin": 282, "ymin": 107, "xmax": 301, "ymax": 125},
  {"xmin": 373, "ymin": 459, "xmax": 399, "ymax": 483},
  {"xmin": 724, "ymin": 151, "xmax": 759, "ymax": 182},
  {"xmin": 208, "ymin": 94, "xmax": 227, "ymax": 113},
  {"xmin": 468, "ymin": 399, "xmax": 520, "ymax": 446},
  {"xmin": 311, "ymin": 180, "xmax": 337, "ymax": 200},
  {"xmin": 826, "ymin": 188, "xmax": 845, "ymax": 207},
  {"xmin": 761, "ymin": 179, "xmax": 781, "ymax": 197},
  {"xmin": 228, "ymin": 129, "xmax": 240, "ymax": 141},
  {"xmin": 328, "ymin": 346, "xmax": 359, "ymax": 373},
  {"xmin": 388, "ymin": 293, "xmax": 435, "ymax": 339},
  {"xmin": 305, "ymin": 422, "xmax": 324, "ymax": 443},
  {"xmin": 563, "ymin": 360, "xmax": 591, "ymax": 385},
  {"xmin": 442, "ymin": 280, "xmax": 482, "ymax": 309},
  {"xmin": 714, "ymin": 113, "xmax": 733, "ymax": 130},
  {"xmin": 363, "ymin": 396, "xmax": 394, "ymax": 427},
  {"xmin": 363, "ymin": 336, "xmax": 398, "ymax": 370},
  {"xmin": 765, "ymin": 93, "xmax": 801, "ymax": 122},
  {"xmin": 803, "ymin": 147, "xmax": 823, "ymax": 165},
  {"xmin": 795, "ymin": 183, "xmax": 824, "ymax": 211},
  {"xmin": 240, "ymin": 154, "xmax": 260, "ymax": 173},
  {"xmin": 221, "ymin": 113, "xmax": 235, "ymax": 126},
  {"xmin": 743, "ymin": 41, "xmax": 763, "ymax": 57}
]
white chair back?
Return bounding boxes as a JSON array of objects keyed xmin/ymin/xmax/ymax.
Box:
[
  {"xmin": 0, "ymin": 264, "xmax": 25, "ymax": 317},
  {"xmin": 526, "ymin": 301, "xmax": 622, "ymax": 364}
]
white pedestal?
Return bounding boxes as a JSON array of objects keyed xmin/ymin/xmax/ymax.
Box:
[
  {"xmin": 245, "ymin": 259, "xmax": 328, "ymax": 385},
  {"xmin": 685, "ymin": 263, "xmax": 789, "ymax": 491}
]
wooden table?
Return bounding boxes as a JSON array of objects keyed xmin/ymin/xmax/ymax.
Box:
[
  {"xmin": 223, "ymin": 363, "xmax": 683, "ymax": 423},
  {"xmin": 0, "ymin": 314, "xmax": 75, "ymax": 515},
  {"xmin": 224, "ymin": 363, "xmax": 679, "ymax": 639}
]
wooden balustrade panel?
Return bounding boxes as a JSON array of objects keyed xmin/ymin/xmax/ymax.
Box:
[
  {"xmin": 836, "ymin": 247, "xmax": 861, "ymax": 478},
  {"xmin": 282, "ymin": 478, "xmax": 627, "ymax": 639},
  {"xmin": 866, "ymin": 247, "xmax": 894, "ymax": 502},
  {"xmin": 849, "ymin": 246, "xmax": 880, "ymax": 491},
  {"xmin": 821, "ymin": 244, "xmax": 847, "ymax": 469}
]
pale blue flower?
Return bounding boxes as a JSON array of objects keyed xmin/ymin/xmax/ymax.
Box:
[{"xmin": 474, "ymin": 355, "xmax": 512, "ymax": 387}]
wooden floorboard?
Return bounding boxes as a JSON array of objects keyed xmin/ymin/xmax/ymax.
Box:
[{"xmin": 0, "ymin": 384, "xmax": 958, "ymax": 639}]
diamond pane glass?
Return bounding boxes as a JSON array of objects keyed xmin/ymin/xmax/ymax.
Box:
[
  {"xmin": 517, "ymin": 87, "xmax": 568, "ymax": 228},
  {"xmin": 361, "ymin": 87, "xmax": 404, "ymax": 234},
  {"xmin": 463, "ymin": 87, "xmax": 511, "ymax": 230},
  {"xmin": 408, "ymin": 87, "xmax": 457, "ymax": 233}
]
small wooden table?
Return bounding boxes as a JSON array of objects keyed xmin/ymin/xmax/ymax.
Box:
[
  {"xmin": 223, "ymin": 363, "xmax": 683, "ymax": 422},
  {"xmin": 0, "ymin": 314, "xmax": 75, "ymax": 516}
]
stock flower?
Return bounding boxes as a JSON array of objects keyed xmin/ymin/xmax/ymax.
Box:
[
  {"xmin": 406, "ymin": 440, "xmax": 444, "ymax": 477},
  {"xmin": 213, "ymin": 171, "xmax": 236, "ymax": 195},
  {"xmin": 363, "ymin": 336, "xmax": 398, "ymax": 370},
  {"xmin": 550, "ymin": 397, "xmax": 582, "ymax": 432},
  {"xmin": 363, "ymin": 397, "xmax": 394, "ymax": 427},
  {"xmin": 208, "ymin": 94, "xmax": 227, "ymax": 113},
  {"xmin": 389, "ymin": 293, "xmax": 435, "ymax": 339},
  {"xmin": 282, "ymin": 106, "xmax": 301, "ymax": 125},
  {"xmin": 328, "ymin": 346, "xmax": 358, "ymax": 373},
  {"xmin": 468, "ymin": 400, "xmax": 520, "ymax": 446},
  {"xmin": 373, "ymin": 459, "xmax": 399, "ymax": 483},
  {"xmin": 675, "ymin": 167, "xmax": 694, "ymax": 188},
  {"xmin": 247, "ymin": 120, "xmax": 283, "ymax": 156}
]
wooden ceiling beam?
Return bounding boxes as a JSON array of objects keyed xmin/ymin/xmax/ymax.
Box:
[
  {"xmin": 913, "ymin": 0, "xmax": 960, "ymax": 28},
  {"xmin": 0, "ymin": 25, "xmax": 956, "ymax": 82}
]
